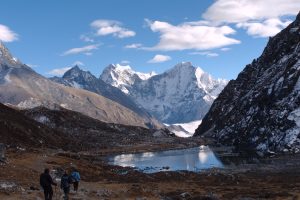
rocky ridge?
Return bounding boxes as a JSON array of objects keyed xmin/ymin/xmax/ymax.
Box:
[{"xmin": 195, "ymin": 13, "xmax": 300, "ymax": 154}]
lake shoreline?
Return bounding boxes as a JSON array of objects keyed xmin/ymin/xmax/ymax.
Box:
[{"xmin": 1, "ymin": 140, "xmax": 300, "ymax": 199}]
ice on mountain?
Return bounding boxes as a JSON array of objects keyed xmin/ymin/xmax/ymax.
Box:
[{"xmin": 101, "ymin": 62, "xmax": 227, "ymax": 123}]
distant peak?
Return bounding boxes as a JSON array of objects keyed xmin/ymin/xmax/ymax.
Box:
[
  {"xmin": 63, "ymin": 65, "xmax": 83, "ymax": 78},
  {"xmin": 72, "ymin": 65, "xmax": 80, "ymax": 70},
  {"xmin": 175, "ymin": 62, "xmax": 193, "ymax": 67},
  {"xmin": 106, "ymin": 63, "xmax": 116, "ymax": 69},
  {"xmin": 167, "ymin": 62, "xmax": 195, "ymax": 74},
  {"xmin": 115, "ymin": 63, "xmax": 132, "ymax": 71},
  {"xmin": 0, "ymin": 41, "xmax": 22, "ymax": 67}
]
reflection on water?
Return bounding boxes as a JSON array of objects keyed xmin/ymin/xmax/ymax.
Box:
[{"xmin": 108, "ymin": 146, "xmax": 223, "ymax": 173}]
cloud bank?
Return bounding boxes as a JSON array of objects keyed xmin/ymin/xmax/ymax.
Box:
[
  {"xmin": 62, "ymin": 44, "xmax": 100, "ymax": 56},
  {"xmin": 0, "ymin": 24, "xmax": 18, "ymax": 42},
  {"xmin": 145, "ymin": 19, "xmax": 240, "ymax": 51},
  {"xmin": 48, "ymin": 67, "xmax": 71, "ymax": 76},
  {"xmin": 203, "ymin": 0, "xmax": 300, "ymax": 37},
  {"xmin": 148, "ymin": 54, "xmax": 171, "ymax": 63},
  {"xmin": 91, "ymin": 20, "xmax": 135, "ymax": 38}
]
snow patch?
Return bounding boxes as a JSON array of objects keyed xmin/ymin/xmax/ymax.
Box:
[
  {"xmin": 290, "ymin": 27, "xmax": 299, "ymax": 33},
  {"xmin": 0, "ymin": 182, "xmax": 16, "ymax": 189},
  {"xmin": 71, "ymin": 81, "xmax": 82, "ymax": 89},
  {"xmin": 174, "ymin": 120, "xmax": 202, "ymax": 134},
  {"xmin": 166, "ymin": 120, "xmax": 202, "ymax": 137},
  {"xmin": 287, "ymin": 108, "xmax": 300, "ymax": 127},
  {"xmin": 34, "ymin": 115, "xmax": 50, "ymax": 124}
]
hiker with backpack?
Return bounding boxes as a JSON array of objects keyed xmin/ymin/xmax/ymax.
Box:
[
  {"xmin": 61, "ymin": 170, "xmax": 73, "ymax": 200},
  {"xmin": 40, "ymin": 168, "xmax": 57, "ymax": 200},
  {"xmin": 71, "ymin": 168, "xmax": 80, "ymax": 192}
]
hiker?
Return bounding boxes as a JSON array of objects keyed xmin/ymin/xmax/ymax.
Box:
[
  {"xmin": 40, "ymin": 168, "xmax": 57, "ymax": 200},
  {"xmin": 61, "ymin": 171, "xmax": 72, "ymax": 200},
  {"xmin": 71, "ymin": 168, "xmax": 80, "ymax": 192}
]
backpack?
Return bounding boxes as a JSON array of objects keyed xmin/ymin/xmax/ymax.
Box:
[
  {"xmin": 61, "ymin": 175, "xmax": 71, "ymax": 189},
  {"xmin": 71, "ymin": 172, "xmax": 80, "ymax": 182}
]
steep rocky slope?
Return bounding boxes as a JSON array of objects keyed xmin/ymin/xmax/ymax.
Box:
[
  {"xmin": 22, "ymin": 106, "xmax": 174, "ymax": 151},
  {"xmin": 100, "ymin": 62, "xmax": 227, "ymax": 124},
  {"xmin": 0, "ymin": 42, "xmax": 156, "ymax": 128},
  {"xmin": 195, "ymin": 13, "xmax": 300, "ymax": 153},
  {"xmin": 0, "ymin": 103, "xmax": 69, "ymax": 149}
]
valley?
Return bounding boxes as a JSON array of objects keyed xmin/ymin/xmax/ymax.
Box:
[
  {"xmin": 1, "ymin": 144, "xmax": 300, "ymax": 199},
  {"xmin": 1, "ymin": 1, "xmax": 300, "ymax": 199}
]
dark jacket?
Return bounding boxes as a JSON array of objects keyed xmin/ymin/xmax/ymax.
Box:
[
  {"xmin": 61, "ymin": 174, "xmax": 72, "ymax": 189},
  {"xmin": 40, "ymin": 173, "xmax": 56, "ymax": 189}
]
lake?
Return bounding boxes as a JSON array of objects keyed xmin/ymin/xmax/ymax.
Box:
[{"xmin": 108, "ymin": 146, "xmax": 224, "ymax": 173}]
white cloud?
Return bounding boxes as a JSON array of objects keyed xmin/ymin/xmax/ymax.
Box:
[
  {"xmin": 237, "ymin": 18, "xmax": 292, "ymax": 37},
  {"xmin": 80, "ymin": 34, "xmax": 94, "ymax": 42},
  {"xmin": 203, "ymin": 0, "xmax": 299, "ymax": 38},
  {"xmin": 190, "ymin": 51, "xmax": 219, "ymax": 57},
  {"xmin": 48, "ymin": 67, "xmax": 71, "ymax": 76},
  {"xmin": 145, "ymin": 19, "xmax": 240, "ymax": 51},
  {"xmin": 124, "ymin": 43, "xmax": 142, "ymax": 49},
  {"xmin": 203, "ymin": 0, "xmax": 300, "ymax": 23},
  {"xmin": 72, "ymin": 61, "xmax": 85, "ymax": 66},
  {"xmin": 220, "ymin": 47, "xmax": 231, "ymax": 51},
  {"xmin": 26, "ymin": 64, "xmax": 38, "ymax": 68},
  {"xmin": 62, "ymin": 44, "xmax": 99, "ymax": 56},
  {"xmin": 148, "ymin": 54, "xmax": 171, "ymax": 63},
  {"xmin": 0, "ymin": 24, "xmax": 18, "ymax": 42},
  {"xmin": 120, "ymin": 60, "xmax": 130, "ymax": 64},
  {"xmin": 91, "ymin": 20, "xmax": 135, "ymax": 38}
]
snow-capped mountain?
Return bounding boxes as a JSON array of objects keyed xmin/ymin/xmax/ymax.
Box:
[
  {"xmin": 0, "ymin": 41, "xmax": 23, "ymax": 69},
  {"xmin": 0, "ymin": 42, "xmax": 158, "ymax": 128},
  {"xmin": 51, "ymin": 66, "xmax": 162, "ymax": 128},
  {"xmin": 100, "ymin": 64, "xmax": 156, "ymax": 94},
  {"xmin": 100, "ymin": 62, "xmax": 227, "ymax": 124},
  {"xmin": 195, "ymin": 12, "xmax": 300, "ymax": 154}
]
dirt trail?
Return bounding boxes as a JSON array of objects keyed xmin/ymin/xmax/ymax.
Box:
[{"xmin": 1, "ymin": 149, "xmax": 300, "ymax": 200}]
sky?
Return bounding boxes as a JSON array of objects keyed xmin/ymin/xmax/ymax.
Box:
[{"xmin": 0, "ymin": 0, "xmax": 299, "ymax": 80}]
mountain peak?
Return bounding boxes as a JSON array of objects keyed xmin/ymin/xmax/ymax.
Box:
[
  {"xmin": 174, "ymin": 62, "xmax": 193, "ymax": 69},
  {"xmin": 0, "ymin": 41, "xmax": 22, "ymax": 67},
  {"xmin": 100, "ymin": 61, "xmax": 227, "ymax": 123},
  {"xmin": 115, "ymin": 63, "xmax": 132, "ymax": 71},
  {"xmin": 62, "ymin": 65, "xmax": 94, "ymax": 82},
  {"xmin": 167, "ymin": 62, "xmax": 198, "ymax": 74},
  {"xmin": 100, "ymin": 63, "xmax": 156, "ymax": 94},
  {"xmin": 104, "ymin": 63, "xmax": 132, "ymax": 72},
  {"xmin": 72, "ymin": 65, "xmax": 80, "ymax": 70}
]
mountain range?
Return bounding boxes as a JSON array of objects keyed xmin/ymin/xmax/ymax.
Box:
[
  {"xmin": 0, "ymin": 42, "xmax": 160, "ymax": 128},
  {"xmin": 100, "ymin": 62, "xmax": 227, "ymax": 124},
  {"xmin": 51, "ymin": 62, "xmax": 227, "ymax": 137},
  {"xmin": 50, "ymin": 65, "xmax": 159, "ymax": 128}
]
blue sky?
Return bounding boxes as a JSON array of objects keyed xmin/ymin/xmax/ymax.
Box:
[{"xmin": 0, "ymin": 0, "xmax": 299, "ymax": 80}]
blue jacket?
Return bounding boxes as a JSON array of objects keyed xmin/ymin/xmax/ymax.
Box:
[{"xmin": 71, "ymin": 171, "xmax": 80, "ymax": 182}]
